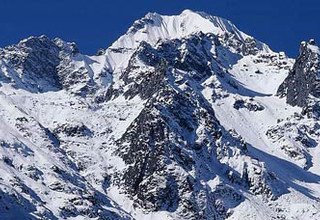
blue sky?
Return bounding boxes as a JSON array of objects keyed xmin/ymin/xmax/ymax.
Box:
[{"xmin": 1, "ymin": 0, "xmax": 319, "ymax": 57}]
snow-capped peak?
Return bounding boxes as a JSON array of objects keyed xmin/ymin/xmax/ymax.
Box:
[
  {"xmin": 111, "ymin": 10, "xmax": 268, "ymax": 50},
  {"xmin": 300, "ymin": 39, "xmax": 320, "ymax": 54},
  {"xmin": 105, "ymin": 9, "xmax": 271, "ymax": 72},
  {"xmin": 17, "ymin": 35, "xmax": 50, "ymax": 45}
]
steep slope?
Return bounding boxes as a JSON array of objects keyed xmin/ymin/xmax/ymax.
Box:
[
  {"xmin": 211, "ymin": 39, "xmax": 320, "ymax": 219},
  {"xmin": 0, "ymin": 89, "xmax": 131, "ymax": 219},
  {"xmin": 278, "ymin": 39, "xmax": 320, "ymax": 107},
  {"xmin": 269, "ymin": 40, "xmax": 320, "ymax": 174},
  {"xmin": 0, "ymin": 9, "xmax": 320, "ymax": 220}
]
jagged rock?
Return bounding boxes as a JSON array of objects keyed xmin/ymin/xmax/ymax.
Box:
[
  {"xmin": 278, "ymin": 39, "xmax": 320, "ymax": 107},
  {"xmin": 233, "ymin": 98, "xmax": 264, "ymax": 111},
  {"xmin": 2, "ymin": 156, "xmax": 14, "ymax": 167},
  {"xmin": 54, "ymin": 123, "xmax": 93, "ymax": 137}
]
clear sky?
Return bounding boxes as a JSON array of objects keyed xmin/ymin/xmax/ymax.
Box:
[{"xmin": 1, "ymin": 0, "xmax": 319, "ymax": 57}]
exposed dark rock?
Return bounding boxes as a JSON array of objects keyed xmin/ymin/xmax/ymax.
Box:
[
  {"xmin": 2, "ymin": 156, "xmax": 14, "ymax": 167},
  {"xmin": 278, "ymin": 40, "xmax": 320, "ymax": 107},
  {"xmin": 0, "ymin": 35, "xmax": 83, "ymax": 93},
  {"xmin": 233, "ymin": 98, "xmax": 264, "ymax": 111},
  {"xmin": 54, "ymin": 123, "xmax": 93, "ymax": 137}
]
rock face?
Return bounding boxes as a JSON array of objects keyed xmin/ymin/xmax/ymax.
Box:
[
  {"xmin": 0, "ymin": 9, "xmax": 320, "ymax": 220},
  {"xmin": 265, "ymin": 40, "xmax": 320, "ymax": 171},
  {"xmin": 109, "ymin": 34, "xmax": 280, "ymax": 219},
  {"xmin": 0, "ymin": 35, "xmax": 79, "ymax": 92},
  {"xmin": 0, "ymin": 35, "xmax": 101, "ymax": 97},
  {"xmin": 277, "ymin": 39, "xmax": 320, "ymax": 107}
]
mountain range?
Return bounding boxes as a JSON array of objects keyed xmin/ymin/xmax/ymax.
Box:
[{"xmin": 0, "ymin": 9, "xmax": 320, "ymax": 220}]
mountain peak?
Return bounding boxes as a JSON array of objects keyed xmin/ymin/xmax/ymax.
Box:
[
  {"xmin": 18, "ymin": 34, "xmax": 50, "ymax": 45},
  {"xmin": 53, "ymin": 37, "xmax": 79, "ymax": 54},
  {"xmin": 6, "ymin": 35, "xmax": 79, "ymax": 54},
  {"xmin": 111, "ymin": 9, "xmax": 264, "ymax": 48},
  {"xmin": 181, "ymin": 8, "xmax": 197, "ymax": 15},
  {"xmin": 11, "ymin": 35, "xmax": 58, "ymax": 54},
  {"xmin": 108, "ymin": 10, "xmax": 271, "ymax": 71},
  {"xmin": 278, "ymin": 39, "xmax": 320, "ymax": 107},
  {"xmin": 300, "ymin": 39, "xmax": 320, "ymax": 55},
  {"xmin": 131, "ymin": 9, "xmax": 248, "ymax": 40}
]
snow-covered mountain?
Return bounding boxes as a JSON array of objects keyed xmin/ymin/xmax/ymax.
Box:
[{"xmin": 0, "ymin": 9, "xmax": 320, "ymax": 220}]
